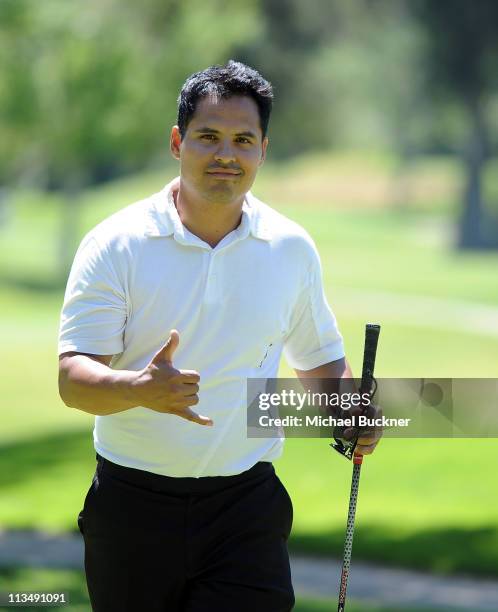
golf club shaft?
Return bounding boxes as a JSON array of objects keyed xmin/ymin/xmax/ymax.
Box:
[
  {"xmin": 337, "ymin": 324, "xmax": 380, "ymax": 611},
  {"xmin": 337, "ymin": 455, "xmax": 363, "ymax": 611}
]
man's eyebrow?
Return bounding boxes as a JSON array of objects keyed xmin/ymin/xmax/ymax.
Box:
[
  {"xmin": 194, "ymin": 127, "xmax": 257, "ymax": 139},
  {"xmin": 236, "ymin": 131, "xmax": 257, "ymax": 139},
  {"xmin": 194, "ymin": 127, "xmax": 219, "ymax": 134}
]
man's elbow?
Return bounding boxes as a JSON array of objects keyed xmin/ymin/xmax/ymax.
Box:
[
  {"xmin": 58, "ymin": 367, "xmax": 76, "ymax": 408},
  {"xmin": 58, "ymin": 356, "xmax": 81, "ymax": 408}
]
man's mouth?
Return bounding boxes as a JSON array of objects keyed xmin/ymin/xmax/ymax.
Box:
[{"xmin": 206, "ymin": 168, "xmax": 242, "ymax": 178}]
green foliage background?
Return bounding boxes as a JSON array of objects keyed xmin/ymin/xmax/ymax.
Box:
[{"xmin": 2, "ymin": 0, "xmax": 497, "ymax": 186}]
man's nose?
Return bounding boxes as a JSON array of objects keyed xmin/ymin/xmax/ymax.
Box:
[{"xmin": 214, "ymin": 139, "xmax": 236, "ymax": 164}]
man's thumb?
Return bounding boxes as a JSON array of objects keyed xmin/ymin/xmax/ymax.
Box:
[{"xmin": 154, "ymin": 329, "xmax": 180, "ymax": 363}]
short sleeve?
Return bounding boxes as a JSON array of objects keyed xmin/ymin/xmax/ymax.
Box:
[
  {"xmin": 58, "ymin": 234, "xmax": 127, "ymax": 356},
  {"xmin": 283, "ymin": 246, "xmax": 344, "ymax": 370}
]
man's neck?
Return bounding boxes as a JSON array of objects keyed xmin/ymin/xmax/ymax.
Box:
[{"xmin": 173, "ymin": 182, "xmax": 245, "ymax": 249}]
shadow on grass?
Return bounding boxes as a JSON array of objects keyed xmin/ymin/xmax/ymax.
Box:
[
  {"xmin": 0, "ymin": 429, "xmax": 93, "ymax": 491},
  {"xmin": 0, "ymin": 271, "xmax": 66, "ymax": 294},
  {"xmin": 294, "ymin": 599, "xmax": 443, "ymax": 612},
  {"xmin": 290, "ymin": 524, "xmax": 498, "ymax": 578}
]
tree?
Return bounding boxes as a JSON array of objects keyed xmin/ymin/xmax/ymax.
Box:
[
  {"xmin": 0, "ymin": 0, "xmax": 261, "ymax": 187},
  {"xmin": 411, "ymin": 0, "xmax": 498, "ymax": 248},
  {"xmin": 0, "ymin": 0, "xmax": 261, "ymax": 277}
]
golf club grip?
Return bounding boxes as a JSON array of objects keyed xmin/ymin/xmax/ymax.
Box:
[{"xmin": 360, "ymin": 324, "xmax": 380, "ymax": 394}]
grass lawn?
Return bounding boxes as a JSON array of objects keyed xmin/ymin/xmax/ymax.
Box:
[{"xmin": 0, "ymin": 154, "xmax": 497, "ymax": 578}]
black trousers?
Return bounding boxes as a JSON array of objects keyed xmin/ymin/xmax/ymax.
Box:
[{"xmin": 78, "ymin": 454, "xmax": 295, "ymax": 611}]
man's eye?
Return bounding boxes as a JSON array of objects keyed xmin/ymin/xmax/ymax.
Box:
[
  {"xmin": 201, "ymin": 134, "xmax": 216, "ymax": 141},
  {"xmin": 236, "ymin": 137, "xmax": 251, "ymax": 144}
]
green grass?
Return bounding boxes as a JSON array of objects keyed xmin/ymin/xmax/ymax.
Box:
[
  {"xmin": 0, "ymin": 432, "xmax": 497, "ymax": 575},
  {"xmin": 291, "ymin": 207, "xmax": 498, "ymax": 306},
  {"xmin": 0, "ymin": 568, "xmax": 89, "ymax": 612},
  {"xmin": 0, "ymin": 154, "xmax": 497, "ymax": 576},
  {"xmin": 280, "ymin": 438, "xmax": 498, "ymax": 576},
  {"xmin": 0, "ymin": 288, "xmax": 93, "ymax": 446},
  {"xmin": 0, "ymin": 567, "xmax": 449, "ymax": 612}
]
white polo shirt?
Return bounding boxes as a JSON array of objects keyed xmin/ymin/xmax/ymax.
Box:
[{"xmin": 59, "ymin": 177, "xmax": 344, "ymax": 477}]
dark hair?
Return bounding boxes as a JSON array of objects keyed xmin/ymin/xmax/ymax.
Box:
[{"xmin": 177, "ymin": 60, "xmax": 273, "ymax": 140}]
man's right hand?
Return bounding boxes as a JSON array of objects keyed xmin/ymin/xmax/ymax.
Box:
[{"xmin": 131, "ymin": 329, "xmax": 213, "ymax": 426}]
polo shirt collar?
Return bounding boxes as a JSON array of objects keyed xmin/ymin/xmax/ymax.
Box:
[{"xmin": 144, "ymin": 177, "xmax": 272, "ymax": 242}]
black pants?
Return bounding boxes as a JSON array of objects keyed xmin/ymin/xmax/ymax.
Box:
[{"xmin": 78, "ymin": 454, "xmax": 295, "ymax": 611}]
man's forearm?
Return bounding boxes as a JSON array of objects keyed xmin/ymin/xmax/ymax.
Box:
[
  {"xmin": 59, "ymin": 355, "xmax": 139, "ymax": 415},
  {"xmin": 295, "ymin": 357, "xmax": 357, "ymax": 417}
]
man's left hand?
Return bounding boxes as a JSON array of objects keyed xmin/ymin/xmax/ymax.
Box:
[{"xmin": 344, "ymin": 403, "xmax": 383, "ymax": 456}]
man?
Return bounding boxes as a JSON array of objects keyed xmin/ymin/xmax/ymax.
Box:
[{"xmin": 58, "ymin": 61, "xmax": 380, "ymax": 612}]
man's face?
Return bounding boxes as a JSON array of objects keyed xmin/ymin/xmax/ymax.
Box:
[{"xmin": 170, "ymin": 95, "xmax": 268, "ymax": 205}]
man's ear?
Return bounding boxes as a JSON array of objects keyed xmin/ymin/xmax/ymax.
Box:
[
  {"xmin": 170, "ymin": 126, "xmax": 182, "ymax": 160},
  {"xmin": 259, "ymin": 137, "xmax": 269, "ymax": 166}
]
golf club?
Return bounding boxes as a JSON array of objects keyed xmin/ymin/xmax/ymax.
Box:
[{"xmin": 335, "ymin": 323, "xmax": 381, "ymax": 612}]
